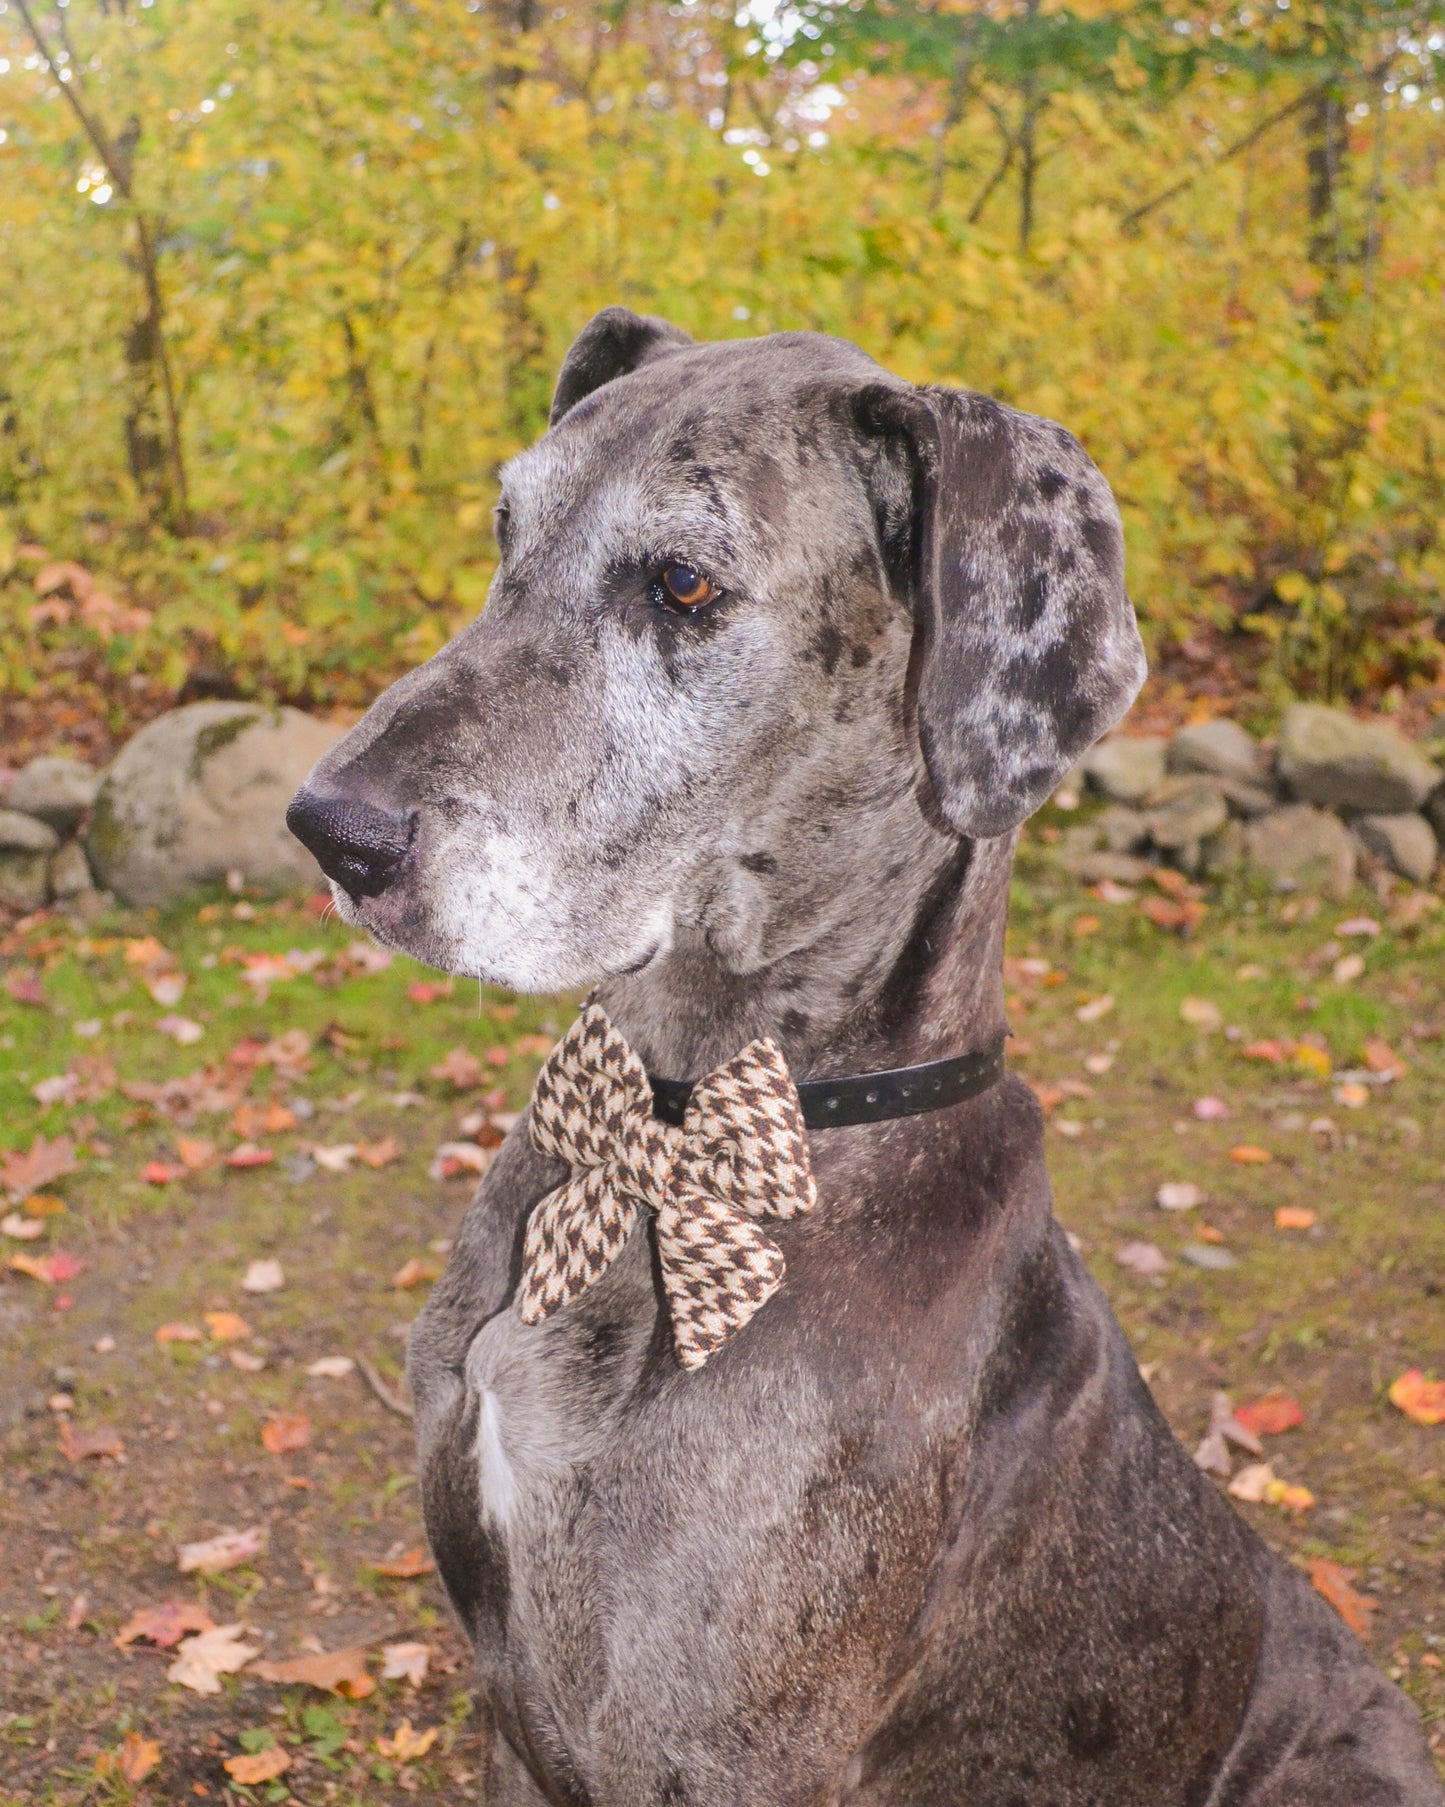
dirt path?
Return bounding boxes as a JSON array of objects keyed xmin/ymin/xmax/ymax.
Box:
[{"xmin": 2, "ymin": 839, "xmax": 1442, "ymax": 1800}]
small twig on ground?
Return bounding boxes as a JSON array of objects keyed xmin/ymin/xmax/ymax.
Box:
[{"xmin": 356, "ymin": 1352, "xmax": 413, "ymax": 1419}]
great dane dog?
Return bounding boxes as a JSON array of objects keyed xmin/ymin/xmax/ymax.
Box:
[{"xmin": 287, "ymin": 311, "xmax": 1443, "ymax": 1806}]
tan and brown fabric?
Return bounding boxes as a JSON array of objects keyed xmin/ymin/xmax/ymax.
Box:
[{"xmin": 521, "ymin": 1003, "xmax": 816, "ymax": 1370}]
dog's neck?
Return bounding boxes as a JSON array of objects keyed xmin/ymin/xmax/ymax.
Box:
[{"xmin": 594, "ymin": 833, "xmax": 1015, "ymax": 1085}]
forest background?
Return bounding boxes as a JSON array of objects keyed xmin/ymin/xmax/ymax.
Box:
[{"xmin": 0, "ymin": 0, "xmax": 1442, "ymax": 759}]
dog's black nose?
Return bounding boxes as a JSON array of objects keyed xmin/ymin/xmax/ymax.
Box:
[{"xmin": 286, "ymin": 790, "xmax": 414, "ymax": 898}]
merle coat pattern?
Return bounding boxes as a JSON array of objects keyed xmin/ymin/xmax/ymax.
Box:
[{"xmin": 287, "ymin": 311, "xmax": 1443, "ymax": 1807}]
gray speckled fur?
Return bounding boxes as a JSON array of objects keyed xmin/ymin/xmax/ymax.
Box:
[{"xmin": 294, "ymin": 313, "xmax": 1442, "ymax": 1806}]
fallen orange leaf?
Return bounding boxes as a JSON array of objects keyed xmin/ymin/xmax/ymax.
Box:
[
  {"xmin": 114, "ymin": 1601, "xmax": 215, "ymax": 1650},
  {"xmin": 142, "ymin": 1160, "xmax": 186, "ymax": 1185},
  {"xmin": 1308, "ymin": 1558, "xmax": 1378, "ymax": 1639},
  {"xmin": 226, "ymin": 1142, "xmax": 274, "ymax": 1169},
  {"xmin": 373, "ymin": 1546, "xmax": 434, "ymax": 1579},
  {"xmin": 252, "ymin": 1646, "xmax": 374, "ymax": 1697},
  {"xmin": 2, "ymin": 1133, "xmax": 78, "ymax": 1200},
  {"xmin": 1241, "ymin": 1039, "xmax": 1292, "ymax": 1064},
  {"xmin": 10, "ymin": 1248, "xmax": 84, "ymax": 1284},
  {"xmin": 204, "ymin": 1309, "xmax": 252, "ymax": 1342},
  {"xmin": 224, "ymin": 1746, "xmax": 292, "ymax": 1784},
  {"xmin": 392, "ymin": 1256, "xmax": 441, "ymax": 1289},
  {"xmin": 376, "ymin": 1719, "xmax": 439, "ymax": 1762},
  {"xmin": 431, "ymin": 1048, "xmax": 483, "ymax": 1088},
  {"xmin": 1362, "ymin": 1037, "xmax": 1407, "ymax": 1080},
  {"xmin": 105, "ymin": 1731, "xmax": 163, "ymax": 1784},
  {"xmin": 1229, "ymin": 1144, "xmax": 1273, "ymax": 1164},
  {"xmin": 175, "ymin": 1137, "xmax": 216, "ymax": 1171},
  {"xmin": 57, "ymin": 1420, "xmax": 124, "ymax": 1461},
  {"xmin": 356, "ymin": 1136, "xmax": 401, "ymax": 1169},
  {"xmin": 1388, "ymin": 1369, "xmax": 1445, "ymax": 1426},
  {"xmin": 1235, "ymin": 1394, "xmax": 1305, "ymax": 1437},
  {"xmin": 155, "ymin": 1322, "xmax": 204, "ymax": 1344},
  {"xmin": 177, "ymin": 1527, "xmax": 265, "ymax": 1573},
  {"xmin": 1275, "ymin": 1206, "xmax": 1316, "ymax": 1230},
  {"xmin": 261, "ymin": 1412, "xmax": 311, "ymax": 1455}
]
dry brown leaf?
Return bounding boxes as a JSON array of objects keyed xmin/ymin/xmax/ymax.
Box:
[
  {"xmin": 1234, "ymin": 1394, "xmax": 1305, "ymax": 1436},
  {"xmin": 431, "ymin": 1048, "xmax": 483, "ymax": 1088},
  {"xmin": 175, "ymin": 1137, "xmax": 216, "ymax": 1171},
  {"xmin": 252, "ymin": 1645, "xmax": 375, "ymax": 1697},
  {"xmin": 3, "ymin": 1133, "xmax": 78, "ymax": 1201},
  {"xmin": 177, "ymin": 1526, "xmax": 265, "ymax": 1574},
  {"xmin": 57, "ymin": 1420, "xmax": 124, "ymax": 1462},
  {"xmin": 168, "ymin": 1623, "xmax": 259, "ymax": 1695},
  {"xmin": 391, "ymin": 1256, "xmax": 441, "ymax": 1289},
  {"xmin": 261, "ymin": 1412, "xmax": 311, "ymax": 1455},
  {"xmin": 155, "ymin": 1322, "xmax": 204, "ymax": 1344},
  {"xmin": 1308, "ymin": 1559, "xmax": 1379, "ymax": 1639},
  {"xmin": 223, "ymin": 1746, "xmax": 292, "ymax": 1784},
  {"xmin": 356, "ymin": 1135, "xmax": 401, "ymax": 1168},
  {"xmin": 114, "ymin": 1601, "xmax": 215, "ymax": 1650},
  {"xmin": 380, "ymin": 1640, "xmax": 430, "ymax": 1685}
]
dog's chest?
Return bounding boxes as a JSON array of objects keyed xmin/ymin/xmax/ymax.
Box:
[{"xmin": 434, "ymin": 1238, "xmax": 946, "ymax": 1804}]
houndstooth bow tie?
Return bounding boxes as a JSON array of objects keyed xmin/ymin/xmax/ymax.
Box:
[{"xmin": 521, "ymin": 1003, "xmax": 817, "ymax": 1370}]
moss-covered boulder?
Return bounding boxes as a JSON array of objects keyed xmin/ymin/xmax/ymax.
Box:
[{"xmin": 86, "ymin": 702, "xmax": 345, "ymax": 907}]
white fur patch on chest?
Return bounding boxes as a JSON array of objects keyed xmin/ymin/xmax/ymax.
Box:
[{"xmin": 474, "ymin": 1386, "xmax": 519, "ymax": 1526}]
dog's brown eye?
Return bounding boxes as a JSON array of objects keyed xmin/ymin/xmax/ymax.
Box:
[{"xmin": 659, "ymin": 563, "xmax": 718, "ymax": 610}]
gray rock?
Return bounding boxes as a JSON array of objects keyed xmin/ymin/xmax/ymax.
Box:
[
  {"xmin": 48, "ymin": 840, "xmax": 94, "ymax": 899},
  {"xmin": 0, "ymin": 851, "xmax": 50, "ymax": 911},
  {"xmin": 86, "ymin": 701, "xmax": 346, "ymax": 908},
  {"xmin": 1143, "ymin": 778, "xmax": 1229, "ymax": 873},
  {"xmin": 1276, "ymin": 704, "xmax": 1440, "ymax": 813},
  {"xmin": 1243, "ymin": 804, "xmax": 1357, "ymax": 901},
  {"xmin": 7, "ymin": 756, "xmax": 100, "ymax": 834},
  {"xmin": 1200, "ymin": 819, "xmax": 1246, "ymax": 876},
  {"xmin": 1061, "ymin": 850, "xmax": 1154, "ymax": 886},
  {"xmin": 0, "ymin": 808, "xmax": 59, "ymax": 854},
  {"xmin": 1080, "ymin": 736, "xmax": 1167, "ymax": 805},
  {"xmin": 1216, "ymin": 779, "xmax": 1277, "ymax": 819},
  {"xmin": 1096, "ymin": 805, "xmax": 1150, "ymax": 854},
  {"xmin": 1352, "ymin": 812, "xmax": 1438, "ymax": 884},
  {"xmin": 1167, "ymin": 718, "xmax": 1264, "ymax": 786}
]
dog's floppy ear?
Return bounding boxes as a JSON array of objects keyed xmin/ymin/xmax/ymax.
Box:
[
  {"xmin": 857, "ymin": 383, "xmax": 1146, "ymax": 839},
  {"xmin": 550, "ymin": 307, "xmax": 694, "ymax": 426}
]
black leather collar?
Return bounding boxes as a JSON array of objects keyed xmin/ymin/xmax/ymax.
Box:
[{"xmin": 649, "ymin": 1034, "xmax": 1008, "ymax": 1131}]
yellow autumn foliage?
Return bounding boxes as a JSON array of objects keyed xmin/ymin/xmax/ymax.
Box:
[{"xmin": 0, "ymin": 0, "xmax": 1439, "ymax": 713}]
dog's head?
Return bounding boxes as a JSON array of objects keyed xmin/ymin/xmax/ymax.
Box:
[{"xmin": 288, "ymin": 310, "xmax": 1145, "ymax": 992}]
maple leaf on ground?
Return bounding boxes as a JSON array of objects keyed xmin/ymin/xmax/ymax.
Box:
[
  {"xmin": 1388, "ymin": 1370, "xmax": 1445, "ymax": 1426},
  {"xmin": 57, "ymin": 1420, "xmax": 124, "ymax": 1461},
  {"xmin": 356, "ymin": 1135, "xmax": 401, "ymax": 1168},
  {"xmin": 1140, "ymin": 896, "xmax": 1207, "ymax": 934},
  {"xmin": 1308, "ymin": 1559, "xmax": 1379, "ymax": 1640},
  {"xmin": 95, "ymin": 1731, "xmax": 163, "ymax": 1785},
  {"xmin": 380, "ymin": 1641, "xmax": 431, "ymax": 1685},
  {"xmin": 1179, "ymin": 997, "xmax": 1222, "ymax": 1029},
  {"xmin": 1241, "ymin": 1039, "xmax": 1293, "ymax": 1064},
  {"xmin": 224, "ymin": 1746, "xmax": 292, "ymax": 1784},
  {"xmin": 3, "ymin": 1133, "xmax": 78, "ymax": 1201},
  {"xmin": 168, "ymin": 1624, "xmax": 259, "ymax": 1695},
  {"xmin": 261, "ymin": 1412, "xmax": 311, "ymax": 1454},
  {"xmin": 376, "ymin": 1719, "xmax": 439, "ymax": 1762},
  {"xmin": 1229, "ymin": 1144, "xmax": 1273, "ymax": 1164},
  {"xmin": 1275, "ymin": 1206, "xmax": 1316, "ymax": 1230},
  {"xmin": 155, "ymin": 1322, "xmax": 204, "ymax": 1344},
  {"xmin": 114, "ymin": 1601, "xmax": 215, "ymax": 1650},
  {"xmin": 241, "ymin": 1258, "xmax": 284, "ymax": 1293},
  {"xmin": 175, "ymin": 1137, "xmax": 215, "ymax": 1171},
  {"xmin": 373, "ymin": 1546, "xmax": 434, "ymax": 1579},
  {"xmin": 252, "ymin": 1646, "xmax": 375, "ymax": 1697},
  {"xmin": 1362, "ymin": 1037, "xmax": 1407, "ymax": 1080},
  {"xmin": 407, "ymin": 980, "xmax": 453, "ymax": 1004},
  {"xmin": 312, "ymin": 1143, "xmax": 358, "ymax": 1173},
  {"xmin": 1234, "ymin": 1394, "xmax": 1305, "ymax": 1437},
  {"xmin": 177, "ymin": 1526, "xmax": 265, "ymax": 1574},
  {"xmin": 431, "ymin": 1048, "xmax": 483, "ymax": 1088},
  {"xmin": 147, "ymin": 971, "xmax": 186, "ymax": 1007},
  {"xmin": 142, "ymin": 1161, "xmax": 187, "ymax": 1185}
]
